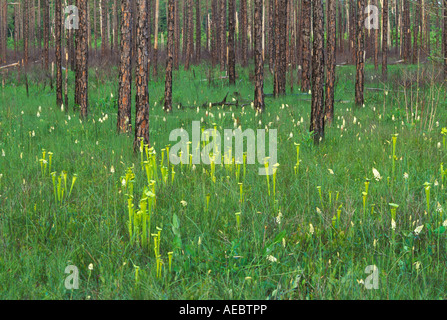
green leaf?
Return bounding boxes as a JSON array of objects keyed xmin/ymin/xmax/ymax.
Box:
[{"xmin": 433, "ymin": 226, "xmax": 446, "ymax": 235}]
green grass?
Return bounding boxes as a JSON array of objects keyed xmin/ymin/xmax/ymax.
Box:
[{"xmin": 0, "ymin": 61, "xmax": 447, "ymax": 299}]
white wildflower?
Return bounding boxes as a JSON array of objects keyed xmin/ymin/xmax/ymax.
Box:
[
  {"xmin": 414, "ymin": 225, "xmax": 424, "ymax": 236},
  {"xmin": 372, "ymin": 168, "xmax": 382, "ymax": 181}
]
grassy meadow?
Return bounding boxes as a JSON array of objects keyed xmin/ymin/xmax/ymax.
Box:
[{"xmin": 1, "ymin": 61, "xmax": 447, "ymax": 299}]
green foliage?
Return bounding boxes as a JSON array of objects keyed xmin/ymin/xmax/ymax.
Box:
[{"xmin": 0, "ymin": 62, "xmax": 446, "ymax": 300}]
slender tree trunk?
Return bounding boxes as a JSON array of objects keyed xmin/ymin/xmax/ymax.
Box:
[
  {"xmin": 153, "ymin": 0, "xmax": 159, "ymax": 77},
  {"xmin": 174, "ymin": 0, "xmax": 180, "ymax": 69},
  {"xmin": 118, "ymin": 0, "xmax": 132, "ymax": 133},
  {"xmin": 56, "ymin": 0, "xmax": 63, "ymax": 106},
  {"xmin": 268, "ymin": 0, "xmax": 274, "ymax": 73},
  {"xmin": 44, "ymin": 0, "xmax": 49, "ymax": 70},
  {"xmin": 310, "ymin": 0, "xmax": 325, "ymax": 145},
  {"xmin": 101, "ymin": 0, "xmax": 108, "ymax": 57},
  {"xmin": 412, "ymin": 0, "xmax": 420, "ymax": 64},
  {"xmin": 403, "ymin": 0, "xmax": 410, "ymax": 62},
  {"xmin": 220, "ymin": 0, "xmax": 226, "ymax": 70},
  {"xmin": 195, "ymin": 0, "xmax": 201, "ymax": 62},
  {"xmin": 113, "ymin": 0, "xmax": 118, "ymax": 53},
  {"xmin": 355, "ymin": 0, "xmax": 365, "ymax": 106},
  {"xmin": 373, "ymin": 0, "xmax": 379, "ymax": 71},
  {"xmin": 77, "ymin": 0, "xmax": 89, "ymax": 117},
  {"xmin": 24, "ymin": 0, "xmax": 29, "ymax": 68},
  {"xmin": 184, "ymin": 0, "xmax": 192, "ymax": 70},
  {"xmin": 189, "ymin": 0, "xmax": 194, "ymax": 64},
  {"xmin": 301, "ymin": 0, "xmax": 311, "ymax": 92},
  {"xmin": 134, "ymin": 0, "xmax": 150, "ymax": 151},
  {"xmin": 164, "ymin": 0, "xmax": 175, "ymax": 111},
  {"xmin": 241, "ymin": 0, "xmax": 247, "ymax": 66},
  {"xmin": 274, "ymin": 0, "xmax": 286, "ymax": 97},
  {"xmin": 254, "ymin": 0, "xmax": 265, "ymax": 111},
  {"xmin": 325, "ymin": 0, "xmax": 336, "ymax": 125},
  {"xmin": 228, "ymin": 0, "xmax": 236, "ymax": 84},
  {"xmin": 0, "ymin": 1, "xmax": 5, "ymax": 64},
  {"xmin": 382, "ymin": 0, "xmax": 388, "ymax": 80}
]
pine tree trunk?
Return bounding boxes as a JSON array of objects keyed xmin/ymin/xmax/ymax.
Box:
[
  {"xmin": 373, "ymin": 0, "xmax": 379, "ymax": 71},
  {"xmin": 382, "ymin": 0, "xmax": 388, "ymax": 81},
  {"xmin": 56, "ymin": 0, "xmax": 63, "ymax": 106},
  {"xmin": 189, "ymin": 0, "xmax": 194, "ymax": 64},
  {"xmin": 325, "ymin": 0, "xmax": 336, "ymax": 125},
  {"xmin": 310, "ymin": 0, "xmax": 325, "ymax": 145},
  {"xmin": 274, "ymin": 0, "xmax": 286, "ymax": 97},
  {"xmin": 0, "ymin": 1, "xmax": 5, "ymax": 64},
  {"xmin": 412, "ymin": 0, "xmax": 420, "ymax": 64},
  {"xmin": 184, "ymin": 0, "xmax": 192, "ymax": 70},
  {"xmin": 134, "ymin": 0, "xmax": 150, "ymax": 151},
  {"xmin": 153, "ymin": 0, "xmax": 159, "ymax": 77},
  {"xmin": 195, "ymin": 0, "xmax": 201, "ymax": 62},
  {"xmin": 403, "ymin": 0, "xmax": 410, "ymax": 62},
  {"xmin": 77, "ymin": 0, "xmax": 89, "ymax": 117},
  {"xmin": 228, "ymin": 0, "xmax": 236, "ymax": 84},
  {"xmin": 355, "ymin": 0, "xmax": 365, "ymax": 106},
  {"xmin": 220, "ymin": 0, "xmax": 226, "ymax": 70},
  {"xmin": 301, "ymin": 0, "xmax": 311, "ymax": 92},
  {"xmin": 118, "ymin": 0, "xmax": 132, "ymax": 133},
  {"xmin": 174, "ymin": 0, "xmax": 180, "ymax": 69},
  {"xmin": 24, "ymin": 0, "xmax": 29, "ymax": 68},
  {"xmin": 44, "ymin": 0, "xmax": 49, "ymax": 70},
  {"xmin": 268, "ymin": 0, "xmax": 274, "ymax": 73},
  {"xmin": 113, "ymin": 0, "xmax": 118, "ymax": 53},
  {"xmin": 254, "ymin": 0, "xmax": 265, "ymax": 111},
  {"xmin": 101, "ymin": 0, "xmax": 108, "ymax": 57},
  {"xmin": 240, "ymin": 0, "xmax": 247, "ymax": 66},
  {"xmin": 164, "ymin": 0, "xmax": 175, "ymax": 112}
]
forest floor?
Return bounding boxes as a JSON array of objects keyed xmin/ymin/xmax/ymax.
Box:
[{"xmin": 1, "ymin": 61, "xmax": 447, "ymax": 299}]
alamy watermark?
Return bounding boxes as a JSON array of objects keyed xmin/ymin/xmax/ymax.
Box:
[{"xmin": 169, "ymin": 121, "xmax": 277, "ymax": 176}]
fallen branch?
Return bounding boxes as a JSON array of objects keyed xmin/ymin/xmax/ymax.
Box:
[{"xmin": 0, "ymin": 62, "xmax": 20, "ymax": 70}]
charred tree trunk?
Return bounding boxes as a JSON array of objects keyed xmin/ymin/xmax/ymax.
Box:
[
  {"xmin": 382, "ymin": 0, "xmax": 388, "ymax": 80},
  {"xmin": 274, "ymin": 0, "xmax": 286, "ymax": 97},
  {"xmin": 56, "ymin": 0, "xmax": 63, "ymax": 106},
  {"xmin": 254, "ymin": 0, "xmax": 265, "ymax": 111},
  {"xmin": 325, "ymin": 0, "xmax": 336, "ymax": 125},
  {"xmin": 310, "ymin": 0, "xmax": 325, "ymax": 145},
  {"xmin": 301, "ymin": 0, "xmax": 311, "ymax": 92},
  {"xmin": 118, "ymin": 0, "xmax": 132, "ymax": 133},
  {"xmin": 164, "ymin": 0, "xmax": 175, "ymax": 112},
  {"xmin": 134, "ymin": 0, "xmax": 150, "ymax": 151},
  {"xmin": 228, "ymin": 0, "xmax": 236, "ymax": 84},
  {"xmin": 355, "ymin": 0, "xmax": 365, "ymax": 107}
]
